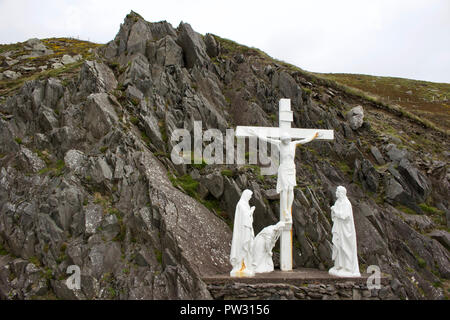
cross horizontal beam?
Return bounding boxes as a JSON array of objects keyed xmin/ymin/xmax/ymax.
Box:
[{"xmin": 236, "ymin": 126, "xmax": 334, "ymax": 141}]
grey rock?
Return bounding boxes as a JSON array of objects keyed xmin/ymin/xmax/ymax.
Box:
[
  {"xmin": 264, "ymin": 189, "xmax": 280, "ymax": 200},
  {"xmin": 3, "ymin": 70, "xmax": 21, "ymax": 80},
  {"xmin": 399, "ymin": 212, "xmax": 434, "ymax": 232},
  {"xmin": 24, "ymin": 38, "xmax": 54, "ymax": 56},
  {"xmin": 223, "ymin": 177, "xmax": 242, "ymax": 222},
  {"xmin": 125, "ymin": 85, "xmax": 144, "ymax": 102},
  {"xmin": 200, "ymin": 171, "xmax": 224, "ymax": 199},
  {"xmin": 204, "ymin": 33, "xmax": 219, "ymax": 58},
  {"xmin": 52, "ymin": 62, "xmax": 64, "ymax": 69},
  {"xmin": 354, "ymin": 158, "xmax": 379, "ymax": 193},
  {"xmin": 142, "ymin": 113, "xmax": 165, "ymax": 151},
  {"xmin": 85, "ymin": 204, "xmax": 103, "ymax": 235},
  {"xmin": 397, "ymin": 158, "xmax": 430, "ymax": 201},
  {"xmin": 78, "ymin": 61, "xmax": 118, "ymax": 95},
  {"xmin": 61, "ymin": 54, "xmax": 77, "ymax": 65},
  {"xmin": 83, "ymin": 93, "xmax": 119, "ymax": 139},
  {"xmin": 17, "ymin": 147, "xmax": 46, "ymax": 173},
  {"xmin": 385, "ymin": 144, "xmax": 408, "ymax": 164},
  {"xmin": 177, "ymin": 22, "xmax": 209, "ymax": 68},
  {"xmin": 370, "ymin": 146, "xmax": 385, "ymax": 165},
  {"xmin": 64, "ymin": 150, "xmax": 86, "ymax": 173},
  {"xmin": 347, "ymin": 105, "xmax": 364, "ymax": 130},
  {"xmin": 428, "ymin": 230, "xmax": 450, "ymax": 250}
]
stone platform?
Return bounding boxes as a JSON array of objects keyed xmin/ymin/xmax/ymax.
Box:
[{"xmin": 203, "ymin": 268, "xmax": 398, "ymax": 300}]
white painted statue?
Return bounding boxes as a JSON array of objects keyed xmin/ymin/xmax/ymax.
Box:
[
  {"xmin": 329, "ymin": 186, "xmax": 361, "ymax": 277},
  {"xmin": 236, "ymin": 99, "xmax": 334, "ymax": 271},
  {"xmin": 248, "ymin": 130, "xmax": 319, "ymax": 224},
  {"xmin": 230, "ymin": 189, "xmax": 255, "ymax": 277},
  {"xmin": 252, "ymin": 221, "xmax": 285, "ymax": 273}
]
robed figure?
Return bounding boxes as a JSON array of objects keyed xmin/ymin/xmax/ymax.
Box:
[
  {"xmin": 329, "ymin": 186, "xmax": 361, "ymax": 277},
  {"xmin": 252, "ymin": 221, "xmax": 285, "ymax": 273},
  {"xmin": 230, "ymin": 189, "xmax": 255, "ymax": 277}
]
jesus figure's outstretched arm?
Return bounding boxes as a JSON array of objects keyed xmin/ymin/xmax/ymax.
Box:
[
  {"xmin": 292, "ymin": 132, "xmax": 319, "ymax": 145},
  {"xmin": 247, "ymin": 128, "xmax": 280, "ymax": 147}
]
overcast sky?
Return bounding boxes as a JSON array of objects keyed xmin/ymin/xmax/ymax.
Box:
[{"xmin": 0, "ymin": 0, "xmax": 448, "ymax": 83}]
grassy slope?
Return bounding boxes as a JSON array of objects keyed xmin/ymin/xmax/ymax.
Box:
[
  {"xmin": 0, "ymin": 38, "xmax": 102, "ymax": 98},
  {"xmin": 316, "ymin": 73, "xmax": 450, "ymax": 132}
]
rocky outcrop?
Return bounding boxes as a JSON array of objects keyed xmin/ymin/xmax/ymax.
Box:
[{"xmin": 0, "ymin": 12, "xmax": 448, "ymax": 300}]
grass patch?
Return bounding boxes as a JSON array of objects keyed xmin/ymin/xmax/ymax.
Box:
[
  {"xmin": 337, "ymin": 161, "xmax": 353, "ymax": 176},
  {"xmin": 38, "ymin": 159, "xmax": 65, "ymax": 177},
  {"xmin": 0, "ymin": 243, "xmax": 8, "ymax": 256},
  {"xmin": 169, "ymin": 173, "xmax": 199, "ymax": 198},
  {"xmin": 221, "ymin": 169, "xmax": 234, "ymax": 177},
  {"xmin": 154, "ymin": 249, "xmax": 162, "ymax": 265},
  {"xmin": 395, "ymin": 204, "xmax": 417, "ymax": 215},
  {"xmin": 419, "ymin": 203, "xmax": 444, "ymax": 215}
]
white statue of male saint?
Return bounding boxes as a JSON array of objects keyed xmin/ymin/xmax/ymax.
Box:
[
  {"xmin": 328, "ymin": 186, "xmax": 361, "ymax": 277},
  {"xmin": 247, "ymin": 129, "xmax": 319, "ymax": 222},
  {"xmin": 230, "ymin": 189, "xmax": 255, "ymax": 277},
  {"xmin": 252, "ymin": 221, "xmax": 285, "ymax": 273}
]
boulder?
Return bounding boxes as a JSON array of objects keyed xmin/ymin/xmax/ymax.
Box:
[
  {"xmin": 2, "ymin": 70, "xmax": 21, "ymax": 80},
  {"xmin": 83, "ymin": 93, "xmax": 119, "ymax": 139},
  {"xmin": 399, "ymin": 212, "xmax": 435, "ymax": 232},
  {"xmin": 347, "ymin": 105, "xmax": 364, "ymax": 130},
  {"xmin": 177, "ymin": 22, "xmax": 209, "ymax": 68},
  {"xmin": 427, "ymin": 230, "xmax": 450, "ymax": 250},
  {"xmin": 24, "ymin": 38, "xmax": 54, "ymax": 56},
  {"xmin": 385, "ymin": 144, "xmax": 408, "ymax": 164},
  {"xmin": 370, "ymin": 146, "xmax": 385, "ymax": 165},
  {"xmin": 204, "ymin": 33, "xmax": 219, "ymax": 58},
  {"xmin": 200, "ymin": 171, "xmax": 224, "ymax": 199},
  {"xmin": 78, "ymin": 61, "xmax": 118, "ymax": 95},
  {"xmin": 397, "ymin": 158, "xmax": 430, "ymax": 201},
  {"xmin": 61, "ymin": 54, "xmax": 77, "ymax": 65}
]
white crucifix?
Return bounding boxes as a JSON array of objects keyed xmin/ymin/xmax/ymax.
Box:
[{"xmin": 236, "ymin": 98, "xmax": 334, "ymax": 271}]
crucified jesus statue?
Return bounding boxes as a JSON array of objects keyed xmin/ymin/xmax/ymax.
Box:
[{"xmin": 247, "ymin": 129, "xmax": 319, "ymax": 223}]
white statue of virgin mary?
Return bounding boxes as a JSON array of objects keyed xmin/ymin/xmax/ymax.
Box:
[
  {"xmin": 329, "ymin": 186, "xmax": 361, "ymax": 277},
  {"xmin": 230, "ymin": 189, "xmax": 255, "ymax": 277}
]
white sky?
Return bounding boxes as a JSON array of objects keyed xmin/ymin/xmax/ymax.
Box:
[{"xmin": 0, "ymin": 0, "xmax": 449, "ymax": 83}]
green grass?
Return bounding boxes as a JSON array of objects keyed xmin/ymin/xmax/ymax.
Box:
[
  {"xmin": 0, "ymin": 243, "xmax": 8, "ymax": 256},
  {"xmin": 129, "ymin": 116, "xmax": 139, "ymax": 125},
  {"xmin": 395, "ymin": 204, "xmax": 417, "ymax": 215},
  {"xmin": 169, "ymin": 173, "xmax": 199, "ymax": 198},
  {"xmin": 221, "ymin": 169, "xmax": 234, "ymax": 177},
  {"xmin": 417, "ymin": 257, "xmax": 427, "ymax": 268},
  {"xmin": 419, "ymin": 203, "xmax": 444, "ymax": 215},
  {"xmin": 38, "ymin": 159, "xmax": 65, "ymax": 177},
  {"xmin": 29, "ymin": 256, "xmax": 41, "ymax": 267},
  {"xmin": 154, "ymin": 248, "xmax": 162, "ymax": 265},
  {"xmin": 337, "ymin": 161, "xmax": 353, "ymax": 176}
]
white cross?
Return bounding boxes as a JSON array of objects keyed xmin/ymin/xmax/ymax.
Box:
[{"xmin": 236, "ymin": 98, "xmax": 334, "ymax": 271}]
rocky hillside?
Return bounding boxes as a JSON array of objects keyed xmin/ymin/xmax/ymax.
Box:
[{"xmin": 0, "ymin": 11, "xmax": 448, "ymax": 300}]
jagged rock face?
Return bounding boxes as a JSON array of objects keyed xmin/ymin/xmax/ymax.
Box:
[{"xmin": 0, "ymin": 11, "xmax": 449, "ymax": 300}]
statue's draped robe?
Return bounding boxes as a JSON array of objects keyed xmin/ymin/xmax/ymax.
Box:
[
  {"xmin": 230, "ymin": 197, "xmax": 254, "ymax": 273},
  {"xmin": 252, "ymin": 225, "xmax": 281, "ymax": 273},
  {"xmin": 331, "ymin": 197, "xmax": 360, "ymax": 275}
]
